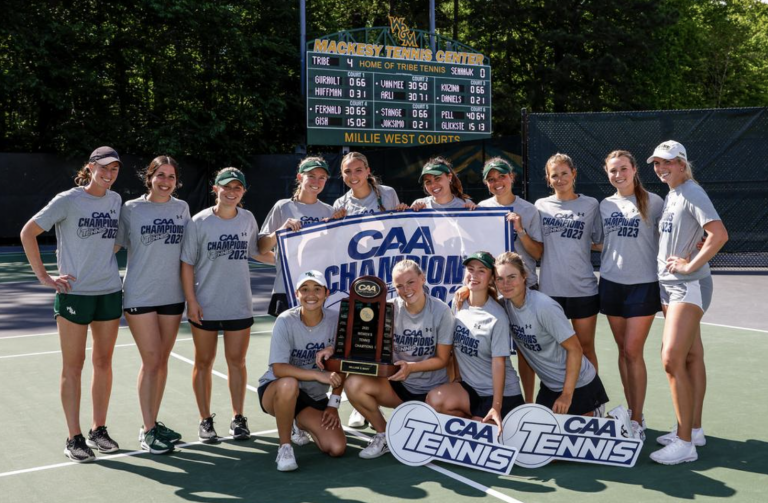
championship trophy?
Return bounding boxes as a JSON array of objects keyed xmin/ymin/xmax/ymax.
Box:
[{"xmin": 324, "ymin": 276, "xmax": 398, "ymax": 377}]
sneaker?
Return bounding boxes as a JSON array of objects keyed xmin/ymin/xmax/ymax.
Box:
[
  {"xmin": 198, "ymin": 414, "xmax": 219, "ymax": 443},
  {"xmin": 141, "ymin": 426, "xmax": 175, "ymax": 454},
  {"xmin": 641, "ymin": 414, "xmax": 647, "ymax": 431},
  {"xmin": 631, "ymin": 420, "xmax": 646, "ymax": 441},
  {"xmin": 593, "ymin": 403, "xmax": 606, "ymax": 418},
  {"xmin": 291, "ymin": 421, "xmax": 311, "ymax": 446},
  {"xmin": 656, "ymin": 426, "xmax": 706, "ymax": 447},
  {"xmin": 348, "ymin": 408, "xmax": 368, "ymax": 428},
  {"xmin": 276, "ymin": 443, "xmax": 298, "ymax": 471},
  {"xmin": 608, "ymin": 405, "xmax": 633, "ymax": 439},
  {"xmin": 86, "ymin": 426, "xmax": 119, "ymax": 453},
  {"xmin": 650, "ymin": 438, "xmax": 698, "ymax": 465},
  {"xmin": 229, "ymin": 414, "xmax": 250, "ymax": 440},
  {"xmin": 359, "ymin": 432, "xmax": 389, "ymax": 459},
  {"xmin": 156, "ymin": 422, "xmax": 182, "ymax": 444},
  {"xmin": 64, "ymin": 434, "xmax": 95, "ymax": 463}
]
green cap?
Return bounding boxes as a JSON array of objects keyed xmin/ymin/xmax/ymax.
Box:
[
  {"xmin": 298, "ymin": 159, "xmax": 330, "ymax": 174},
  {"xmin": 214, "ymin": 169, "xmax": 246, "ymax": 187},
  {"xmin": 462, "ymin": 251, "xmax": 495, "ymax": 269},
  {"xmin": 482, "ymin": 160, "xmax": 513, "ymax": 180},
  {"xmin": 419, "ymin": 162, "xmax": 451, "ymax": 183}
]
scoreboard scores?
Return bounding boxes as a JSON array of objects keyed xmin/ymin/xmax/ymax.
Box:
[{"xmin": 307, "ymin": 52, "xmax": 492, "ymax": 147}]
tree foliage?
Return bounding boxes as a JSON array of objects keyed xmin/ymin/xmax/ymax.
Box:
[{"xmin": 1, "ymin": 0, "xmax": 767, "ymax": 157}]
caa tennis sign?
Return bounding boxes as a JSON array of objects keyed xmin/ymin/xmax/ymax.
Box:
[
  {"xmin": 387, "ymin": 403, "xmax": 642, "ymax": 473},
  {"xmin": 387, "ymin": 402, "xmax": 518, "ymax": 475},
  {"xmin": 501, "ymin": 404, "xmax": 642, "ymax": 468}
]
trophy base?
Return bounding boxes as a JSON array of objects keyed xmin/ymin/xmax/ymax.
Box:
[{"xmin": 325, "ymin": 358, "xmax": 399, "ymax": 378}]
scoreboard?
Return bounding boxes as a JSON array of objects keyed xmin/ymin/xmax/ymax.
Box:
[{"xmin": 307, "ymin": 51, "xmax": 492, "ymax": 147}]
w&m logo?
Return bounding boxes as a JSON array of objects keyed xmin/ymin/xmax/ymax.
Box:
[{"xmin": 388, "ymin": 15, "xmax": 417, "ymax": 47}]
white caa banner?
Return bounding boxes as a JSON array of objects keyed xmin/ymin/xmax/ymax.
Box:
[{"xmin": 276, "ymin": 208, "xmax": 513, "ymax": 309}]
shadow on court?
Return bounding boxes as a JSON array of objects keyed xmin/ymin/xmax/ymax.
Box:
[
  {"xmin": 489, "ymin": 432, "xmax": 768, "ymax": 500},
  {"xmin": 96, "ymin": 435, "xmax": 514, "ymax": 502}
]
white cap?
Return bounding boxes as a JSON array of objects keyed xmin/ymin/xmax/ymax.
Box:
[
  {"xmin": 647, "ymin": 140, "xmax": 687, "ymax": 164},
  {"xmin": 295, "ymin": 270, "xmax": 327, "ymax": 290}
]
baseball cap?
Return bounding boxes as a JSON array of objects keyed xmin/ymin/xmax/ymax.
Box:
[
  {"xmin": 295, "ymin": 270, "xmax": 328, "ymax": 290},
  {"xmin": 419, "ymin": 162, "xmax": 451, "ymax": 183},
  {"xmin": 214, "ymin": 168, "xmax": 247, "ymax": 187},
  {"xmin": 482, "ymin": 160, "xmax": 513, "ymax": 180},
  {"xmin": 298, "ymin": 159, "xmax": 330, "ymax": 175},
  {"xmin": 89, "ymin": 146, "xmax": 121, "ymax": 166},
  {"xmin": 462, "ymin": 251, "xmax": 495, "ymax": 270},
  {"xmin": 647, "ymin": 140, "xmax": 687, "ymax": 164}
]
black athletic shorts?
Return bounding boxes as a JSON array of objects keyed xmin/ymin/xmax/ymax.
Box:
[
  {"xmin": 459, "ymin": 381, "xmax": 525, "ymax": 418},
  {"xmin": 258, "ymin": 381, "xmax": 329, "ymax": 417},
  {"xmin": 599, "ymin": 278, "xmax": 661, "ymax": 318},
  {"xmin": 189, "ymin": 317, "xmax": 254, "ymax": 332},
  {"xmin": 550, "ymin": 294, "xmax": 600, "ymax": 320},
  {"xmin": 124, "ymin": 302, "xmax": 185, "ymax": 316},
  {"xmin": 536, "ymin": 375, "xmax": 609, "ymax": 416},
  {"xmin": 389, "ymin": 380, "xmax": 428, "ymax": 403}
]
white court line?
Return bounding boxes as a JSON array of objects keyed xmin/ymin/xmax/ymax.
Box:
[
  {"xmin": 343, "ymin": 428, "xmax": 524, "ymax": 503},
  {"xmin": 0, "ymin": 429, "xmax": 278, "ymax": 479},
  {"xmin": 1, "ymin": 317, "xmax": 275, "ymax": 340},
  {"xmin": 653, "ymin": 316, "xmax": 768, "ymax": 334}
]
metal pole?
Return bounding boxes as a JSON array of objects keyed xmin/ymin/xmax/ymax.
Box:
[
  {"xmin": 430, "ymin": 0, "xmax": 436, "ymax": 53},
  {"xmin": 300, "ymin": 0, "xmax": 306, "ymax": 97}
]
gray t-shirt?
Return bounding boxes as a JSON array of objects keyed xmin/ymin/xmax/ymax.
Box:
[
  {"xmin": 478, "ymin": 196, "xmax": 543, "ymax": 287},
  {"xmin": 392, "ymin": 295, "xmax": 455, "ymax": 394},
  {"xmin": 180, "ymin": 207, "xmax": 259, "ymax": 320},
  {"xmin": 33, "ymin": 187, "xmax": 122, "ymax": 295},
  {"xmin": 503, "ymin": 291, "xmax": 596, "ymax": 391},
  {"xmin": 259, "ymin": 199, "xmax": 334, "ymax": 294},
  {"xmin": 412, "ymin": 196, "xmax": 469, "ymax": 209},
  {"xmin": 117, "ymin": 196, "xmax": 190, "ymax": 309},
  {"xmin": 600, "ymin": 193, "xmax": 664, "ymax": 285},
  {"xmin": 452, "ymin": 297, "xmax": 521, "ymax": 397},
  {"xmin": 333, "ymin": 185, "xmax": 400, "ymax": 215},
  {"xmin": 535, "ymin": 195, "xmax": 603, "ymax": 297},
  {"xmin": 658, "ymin": 180, "xmax": 721, "ymax": 282},
  {"xmin": 258, "ymin": 307, "xmax": 337, "ymax": 401}
]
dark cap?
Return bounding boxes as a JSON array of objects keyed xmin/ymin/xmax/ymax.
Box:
[
  {"xmin": 418, "ymin": 162, "xmax": 451, "ymax": 183},
  {"xmin": 89, "ymin": 146, "xmax": 121, "ymax": 166},
  {"xmin": 462, "ymin": 251, "xmax": 495, "ymax": 269},
  {"xmin": 298, "ymin": 159, "xmax": 330, "ymax": 175},
  {"xmin": 482, "ymin": 160, "xmax": 513, "ymax": 179},
  {"xmin": 214, "ymin": 168, "xmax": 247, "ymax": 187}
]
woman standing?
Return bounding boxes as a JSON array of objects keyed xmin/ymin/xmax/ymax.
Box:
[
  {"xmin": 411, "ymin": 156, "xmax": 476, "ymax": 210},
  {"xmin": 333, "ymin": 151, "xmax": 407, "ymax": 216},
  {"xmin": 181, "ymin": 168, "xmax": 272, "ymax": 443},
  {"xmin": 427, "ymin": 252, "xmax": 524, "ymax": 430},
  {"xmin": 535, "ymin": 154, "xmax": 603, "ymax": 374},
  {"xmin": 599, "ymin": 150, "xmax": 664, "ymax": 438},
  {"xmin": 319, "ymin": 260, "xmax": 454, "ymax": 459},
  {"xmin": 496, "ymin": 252, "xmax": 608, "ymax": 416},
  {"xmin": 477, "ymin": 157, "xmax": 543, "ymax": 402},
  {"xmin": 258, "ymin": 158, "xmax": 334, "ymax": 317},
  {"xmin": 20, "ymin": 147, "xmax": 123, "ymax": 462},
  {"xmin": 116, "ymin": 156, "xmax": 189, "ymax": 453},
  {"xmin": 258, "ymin": 271, "xmax": 346, "ymax": 471},
  {"xmin": 647, "ymin": 141, "xmax": 728, "ymax": 465}
]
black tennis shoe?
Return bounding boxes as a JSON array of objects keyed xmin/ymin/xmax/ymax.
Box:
[
  {"xmin": 86, "ymin": 426, "xmax": 119, "ymax": 453},
  {"xmin": 64, "ymin": 434, "xmax": 96, "ymax": 462},
  {"xmin": 198, "ymin": 414, "xmax": 219, "ymax": 443},
  {"xmin": 229, "ymin": 414, "xmax": 250, "ymax": 440}
]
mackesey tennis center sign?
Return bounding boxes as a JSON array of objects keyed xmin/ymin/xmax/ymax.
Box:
[{"xmin": 306, "ymin": 17, "xmax": 492, "ymax": 147}]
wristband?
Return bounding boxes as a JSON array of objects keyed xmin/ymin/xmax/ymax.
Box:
[
  {"xmin": 518, "ymin": 228, "xmax": 527, "ymax": 236},
  {"xmin": 328, "ymin": 394, "xmax": 341, "ymax": 409}
]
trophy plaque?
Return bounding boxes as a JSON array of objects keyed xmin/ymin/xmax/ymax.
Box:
[{"xmin": 325, "ymin": 276, "xmax": 397, "ymax": 377}]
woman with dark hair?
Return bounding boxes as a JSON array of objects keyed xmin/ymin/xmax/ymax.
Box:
[
  {"xmin": 116, "ymin": 155, "xmax": 189, "ymax": 453},
  {"xmin": 411, "ymin": 156, "xmax": 476, "ymax": 210},
  {"xmin": 20, "ymin": 147, "xmax": 123, "ymax": 462}
]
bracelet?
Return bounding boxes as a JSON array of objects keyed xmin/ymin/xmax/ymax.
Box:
[
  {"xmin": 328, "ymin": 394, "xmax": 341, "ymax": 409},
  {"xmin": 518, "ymin": 228, "xmax": 527, "ymax": 236}
]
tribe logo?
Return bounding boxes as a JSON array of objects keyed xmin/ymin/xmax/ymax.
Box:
[
  {"xmin": 500, "ymin": 404, "xmax": 642, "ymax": 468},
  {"xmin": 388, "ymin": 15, "xmax": 417, "ymax": 48},
  {"xmin": 354, "ymin": 280, "xmax": 381, "ymax": 298},
  {"xmin": 387, "ymin": 402, "xmax": 518, "ymax": 475}
]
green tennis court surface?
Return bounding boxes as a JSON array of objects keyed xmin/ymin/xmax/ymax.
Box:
[{"xmin": 1, "ymin": 250, "xmax": 766, "ymax": 502}]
